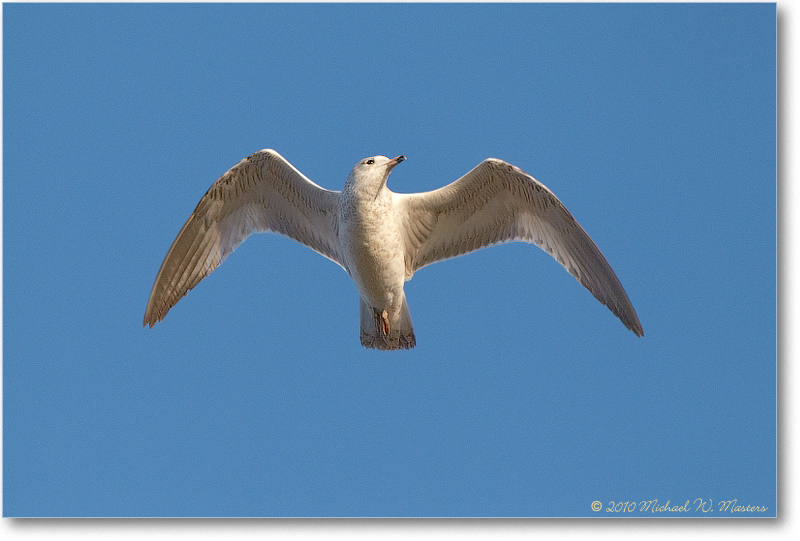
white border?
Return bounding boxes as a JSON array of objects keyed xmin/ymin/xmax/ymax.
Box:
[{"xmin": 0, "ymin": 1, "xmax": 792, "ymax": 539}]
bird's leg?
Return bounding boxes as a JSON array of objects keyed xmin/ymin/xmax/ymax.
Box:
[
  {"xmin": 381, "ymin": 309, "xmax": 390, "ymax": 336},
  {"xmin": 373, "ymin": 308, "xmax": 391, "ymax": 337}
]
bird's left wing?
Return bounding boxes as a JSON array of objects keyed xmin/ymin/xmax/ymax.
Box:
[
  {"xmin": 393, "ymin": 158, "xmax": 643, "ymax": 336},
  {"xmin": 144, "ymin": 149, "xmax": 343, "ymax": 327}
]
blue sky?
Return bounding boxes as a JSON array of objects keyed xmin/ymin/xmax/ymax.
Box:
[{"xmin": 3, "ymin": 3, "xmax": 776, "ymax": 517}]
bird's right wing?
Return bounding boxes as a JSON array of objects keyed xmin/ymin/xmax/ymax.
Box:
[
  {"xmin": 394, "ymin": 158, "xmax": 643, "ymax": 336},
  {"xmin": 143, "ymin": 149, "xmax": 343, "ymax": 327}
]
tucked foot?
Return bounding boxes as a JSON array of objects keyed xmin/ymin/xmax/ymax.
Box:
[
  {"xmin": 379, "ymin": 309, "xmax": 390, "ymax": 336},
  {"xmin": 359, "ymin": 297, "xmax": 416, "ymax": 350}
]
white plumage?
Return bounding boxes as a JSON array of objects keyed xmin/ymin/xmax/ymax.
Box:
[{"xmin": 144, "ymin": 149, "xmax": 643, "ymax": 349}]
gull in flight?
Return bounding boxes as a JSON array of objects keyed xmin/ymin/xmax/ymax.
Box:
[{"xmin": 144, "ymin": 149, "xmax": 643, "ymax": 349}]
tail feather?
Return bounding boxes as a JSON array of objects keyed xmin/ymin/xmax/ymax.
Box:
[{"xmin": 359, "ymin": 296, "xmax": 416, "ymax": 350}]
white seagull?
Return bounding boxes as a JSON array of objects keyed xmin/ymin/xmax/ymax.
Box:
[{"xmin": 144, "ymin": 149, "xmax": 643, "ymax": 349}]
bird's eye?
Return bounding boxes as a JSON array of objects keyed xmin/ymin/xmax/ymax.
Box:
[{"xmin": 365, "ymin": 159, "xmax": 375, "ymax": 165}]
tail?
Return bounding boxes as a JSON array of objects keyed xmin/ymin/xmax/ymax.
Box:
[{"xmin": 359, "ymin": 295, "xmax": 416, "ymax": 350}]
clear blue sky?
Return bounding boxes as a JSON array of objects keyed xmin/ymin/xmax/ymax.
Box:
[{"xmin": 3, "ymin": 3, "xmax": 775, "ymax": 517}]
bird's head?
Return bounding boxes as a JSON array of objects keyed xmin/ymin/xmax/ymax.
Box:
[{"xmin": 346, "ymin": 155, "xmax": 405, "ymax": 194}]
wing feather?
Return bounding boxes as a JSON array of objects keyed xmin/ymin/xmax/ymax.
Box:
[
  {"xmin": 394, "ymin": 159, "xmax": 643, "ymax": 336},
  {"xmin": 143, "ymin": 149, "xmax": 342, "ymax": 327}
]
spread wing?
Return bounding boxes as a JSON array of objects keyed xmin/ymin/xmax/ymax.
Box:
[
  {"xmin": 143, "ymin": 149, "xmax": 343, "ymax": 327},
  {"xmin": 394, "ymin": 158, "xmax": 643, "ymax": 336}
]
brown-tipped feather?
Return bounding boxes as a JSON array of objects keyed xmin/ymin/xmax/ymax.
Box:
[{"xmin": 143, "ymin": 149, "xmax": 343, "ymax": 327}]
